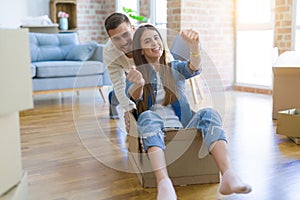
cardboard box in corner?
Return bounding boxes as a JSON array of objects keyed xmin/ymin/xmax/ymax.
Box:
[
  {"xmin": 272, "ymin": 51, "xmax": 300, "ymax": 119},
  {"xmin": 277, "ymin": 108, "xmax": 300, "ymax": 144}
]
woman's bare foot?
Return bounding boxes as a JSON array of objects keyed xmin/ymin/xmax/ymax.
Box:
[
  {"xmin": 219, "ymin": 169, "xmax": 252, "ymax": 195},
  {"xmin": 157, "ymin": 178, "xmax": 177, "ymax": 200}
]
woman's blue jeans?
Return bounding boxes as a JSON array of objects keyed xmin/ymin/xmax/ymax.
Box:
[{"xmin": 137, "ymin": 108, "xmax": 227, "ymax": 152}]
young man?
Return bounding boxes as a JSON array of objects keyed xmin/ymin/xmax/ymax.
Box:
[{"xmin": 104, "ymin": 13, "xmax": 136, "ymax": 120}]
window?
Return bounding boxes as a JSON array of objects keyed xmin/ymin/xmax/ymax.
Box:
[
  {"xmin": 235, "ymin": 0, "xmax": 274, "ymax": 88},
  {"xmin": 115, "ymin": 0, "xmax": 139, "ymax": 25},
  {"xmin": 116, "ymin": 0, "xmax": 167, "ymax": 28},
  {"xmin": 150, "ymin": 0, "xmax": 167, "ymax": 29}
]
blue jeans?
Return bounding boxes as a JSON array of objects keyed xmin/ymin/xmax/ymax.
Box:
[
  {"xmin": 137, "ymin": 108, "xmax": 227, "ymax": 152},
  {"xmin": 108, "ymin": 90, "xmax": 120, "ymax": 119}
]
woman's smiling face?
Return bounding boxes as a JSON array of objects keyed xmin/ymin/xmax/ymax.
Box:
[{"xmin": 140, "ymin": 29, "xmax": 163, "ymax": 61}]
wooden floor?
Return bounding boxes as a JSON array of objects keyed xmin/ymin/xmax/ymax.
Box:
[{"xmin": 20, "ymin": 89, "xmax": 300, "ymax": 200}]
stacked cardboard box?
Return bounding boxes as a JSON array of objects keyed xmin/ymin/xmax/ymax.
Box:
[
  {"xmin": 0, "ymin": 113, "xmax": 23, "ymax": 196},
  {"xmin": 0, "ymin": 29, "xmax": 33, "ymax": 199},
  {"xmin": 0, "ymin": 173, "xmax": 28, "ymax": 200}
]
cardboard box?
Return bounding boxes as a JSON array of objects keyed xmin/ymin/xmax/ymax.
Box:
[
  {"xmin": 277, "ymin": 108, "xmax": 300, "ymax": 139},
  {"xmin": 0, "ymin": 172, "xmax": 28, "ymax": 200},
  {"xmin": 0, "ymin": 29, "xmax": 32, "ymax": 197},
  {"xmin": 272, "ymin": 51, "xmax": 300, "ymax": 119},
  {"xmin": 0, "ymin": 29, "xmax": 33, "ymax": 117},
  {"xmin": 0, "ymin": 112, "xmax": 22, "ymax": 195},
  {"xmin": 128, "ymin": 115, "xmax": 220, "ymax": 188}
]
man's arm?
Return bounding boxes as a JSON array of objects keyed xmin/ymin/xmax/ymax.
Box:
[{"xmin": 104, "ymin": 43, "xmax": 136, "ymax": 111}]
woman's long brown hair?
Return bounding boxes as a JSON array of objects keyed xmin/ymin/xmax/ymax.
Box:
[{"xmin": 132, "ymin": 24, "xmax": 178, "ymax": 115}]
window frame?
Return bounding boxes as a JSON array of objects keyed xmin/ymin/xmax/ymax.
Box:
[{"xmin": 149, "ymin": 0, "xmax": 167, "ymax": 28}]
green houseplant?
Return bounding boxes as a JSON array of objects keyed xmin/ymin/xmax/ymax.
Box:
[{"xmin": 122, "ymin": 7, "xmax": 148, "ymax": 22}]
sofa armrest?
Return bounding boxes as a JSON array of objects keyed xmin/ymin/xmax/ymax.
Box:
[{"xmin": 90, "ymin": 43, "xmax": 105, "ymax": 62}]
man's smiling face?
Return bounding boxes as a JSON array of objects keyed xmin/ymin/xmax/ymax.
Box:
[{"xmin": 108, "ymin": 22, "xmax": 135, "ymax": 55}]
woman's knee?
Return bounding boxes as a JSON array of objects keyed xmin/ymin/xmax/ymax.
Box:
[
  {"xmin": 137, "ymin": 110, "xmax": 164, "ymax": 127},
  {"xmin": 140, "ymin": 130, "xmax": 166, "ymax": 151},
  {"xmin": 198, "ymin": 108, "xmax": 222, "ymax": 126},
  {"xmin": 197, "ymin": 108, "xmax": 226, "ymax": 148},
  {"xmin": 137, "ymin": 110, "xmax": 164, "ymax": 142}
]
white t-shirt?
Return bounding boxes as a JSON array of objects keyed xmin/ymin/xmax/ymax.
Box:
[{"xmin": 151, "ymin": 72, "xmax": 183, "ymax": 128}]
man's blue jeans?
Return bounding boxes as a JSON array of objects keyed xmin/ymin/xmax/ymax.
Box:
[{"xmin": 108, "ymin": 90, "xmax": 119, "ymax": 119}]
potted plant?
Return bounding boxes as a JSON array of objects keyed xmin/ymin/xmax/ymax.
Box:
[{"xmin": 122, "ymin": 7, "xmax": 148, "ymax": 23}]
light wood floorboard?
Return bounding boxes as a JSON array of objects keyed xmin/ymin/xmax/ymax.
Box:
[{"xmin": 20, "ymin": 90, "xmax": 300, "ymax": 200}]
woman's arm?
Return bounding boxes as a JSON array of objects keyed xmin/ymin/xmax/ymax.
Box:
[
  {"xmin": 180, "ymin": 29, "xmax": 201, "ymax": 71},
  {"xmin": 127, "ymin": 66, "xmax": 145, "ymax": 101}
]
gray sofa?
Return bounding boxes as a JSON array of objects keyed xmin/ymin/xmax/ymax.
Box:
[{"xmin": 29, "ymin": 32, "xmax": 111, "ymax": 101}]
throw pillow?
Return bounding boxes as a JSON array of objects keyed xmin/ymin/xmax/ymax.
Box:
[{"xmin": 66, "ymin": 42, "xmax": 98, "ymax": 61}]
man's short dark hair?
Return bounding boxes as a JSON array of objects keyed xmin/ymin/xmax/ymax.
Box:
[{"xmin": 104, "ymin": 13, "xmax": 131, "ymax": 34}]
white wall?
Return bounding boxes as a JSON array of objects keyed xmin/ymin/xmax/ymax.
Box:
[{"xmin": 0, "ymin": 0, "xmax": 49, "ymax": 28}]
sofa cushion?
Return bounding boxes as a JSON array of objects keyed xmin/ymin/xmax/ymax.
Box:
[
  {"xmin": 32, "ymin": 75, "xmax": 105, "ymax": 91},
  {"xmin": 29, "ymin": 32, "xmax": 78, "ymax": 62},
  {"xmin": 32, "ymin": 61, "xmax": 105, "ymax": 78},
  {"xmin": 66, "ymin": 42, "xmax": 98, "ymax": 61},
  {"xmin": 30, "ymin": 64, "xmax": 36, "ymax": 77}
]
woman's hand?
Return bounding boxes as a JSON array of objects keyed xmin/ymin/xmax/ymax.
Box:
[
  {"xmin": 180, "ymin": 29, "xmax": 201, "ymax": 71},
  {"xmin": 180, "ymin": 29, "xmax": 200, "ymax": 52},
  {"xmin": 127, "ymin": 66, "xmax": 145, "ymax": 86}
]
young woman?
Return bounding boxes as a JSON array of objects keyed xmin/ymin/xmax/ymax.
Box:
[{"xmin": 126, "ymin": 24, "xmax": 251, "ymax": 200}]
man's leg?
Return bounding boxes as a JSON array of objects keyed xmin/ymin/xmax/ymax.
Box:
[{"xmin": 108, "ymin": 90, "xmax": 119, "ymax": 119}]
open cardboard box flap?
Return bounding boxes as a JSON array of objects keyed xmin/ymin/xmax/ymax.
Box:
[{"xmin": 277, "ymin": 108, "xmax": 300, "ymax": 139}]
